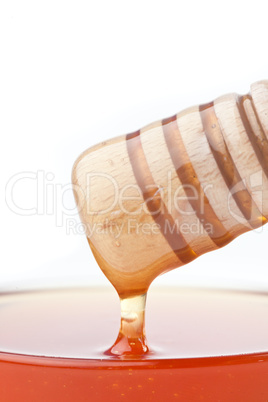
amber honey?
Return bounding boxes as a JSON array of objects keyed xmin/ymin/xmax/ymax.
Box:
[
  {"xmin": 3, "ymin": 81, "xmax": 268, "ymax": 400},
  {"xmin": 0, "ymin": 286, "xmax": 268, "ymax": 401}
]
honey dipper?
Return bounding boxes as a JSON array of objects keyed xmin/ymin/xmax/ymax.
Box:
[{"xmin": 72, "ymin": 81, "xmax": 268, "ymax": 355}]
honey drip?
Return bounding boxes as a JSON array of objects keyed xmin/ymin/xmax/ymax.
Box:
[
  {"xmin": 106, "ymin": 294, "xmax": 148, "ymax": 357},
  {"xmin": 72, "ymin": 81, "xmax": 268, "ymax": 356}
]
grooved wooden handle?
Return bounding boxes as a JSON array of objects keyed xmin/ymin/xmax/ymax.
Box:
[{"xmin": 72, "ymin": 81, "xmax": 268, "ymax": 297}]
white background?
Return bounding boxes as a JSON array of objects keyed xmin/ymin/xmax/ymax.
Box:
[{"xmin": 1, "ymin": 0, "xmax": 268, "ymax": 292}]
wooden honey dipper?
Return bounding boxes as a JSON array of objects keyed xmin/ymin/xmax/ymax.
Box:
[{"xmin": 72, "ymin": 81, "xmax": 268, "ymax": 355}]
